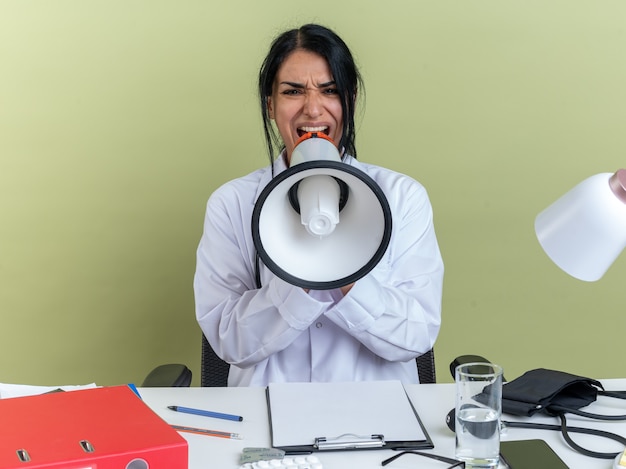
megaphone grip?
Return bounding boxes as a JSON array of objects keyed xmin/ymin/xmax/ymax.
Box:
[{"xmin": 298, "ymin": 175, "xmax": 341, "ymax": 237}]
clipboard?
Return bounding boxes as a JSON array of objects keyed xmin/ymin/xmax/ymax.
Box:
[{"xmin": 266, "ymin": 380, "xmax": 434, "ymax": 453}]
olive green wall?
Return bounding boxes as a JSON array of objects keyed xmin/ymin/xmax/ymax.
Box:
[{"xmin": 1, "ymin": 1, "xmax": 624, "ymax": 386}]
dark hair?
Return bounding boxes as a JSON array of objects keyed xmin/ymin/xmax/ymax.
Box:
[{"xmin": 258, "ymin": 24, "xmax": 363, "ymax": 164}]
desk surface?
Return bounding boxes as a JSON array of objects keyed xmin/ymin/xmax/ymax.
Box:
[{"xmin": 140, "ymin": 380, "xmax": 626, "ymax": 469}]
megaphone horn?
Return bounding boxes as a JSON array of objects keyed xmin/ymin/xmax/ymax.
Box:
[{"xmin": 252, "ymin": 132, "xmax": 392, "ymax": 290}]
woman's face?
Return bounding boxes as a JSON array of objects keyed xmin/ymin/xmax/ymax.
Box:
[{"xmin": 268, "ymin": 49, "xmax": 344, "ymax": 164}]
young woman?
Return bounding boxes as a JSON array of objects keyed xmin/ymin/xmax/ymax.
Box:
[{"xmin": 194, "ymin": 24, "xmax": 444, "ymax": 386}]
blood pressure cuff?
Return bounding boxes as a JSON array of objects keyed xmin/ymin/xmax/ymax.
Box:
[{"xmin": 500, "ymin": 368, "xmax": 603, "ymax": 417}]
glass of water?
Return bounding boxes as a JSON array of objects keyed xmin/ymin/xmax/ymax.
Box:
[{"xmin": 455, "ymin": 362, "xmax": 503, "ymax": 468}]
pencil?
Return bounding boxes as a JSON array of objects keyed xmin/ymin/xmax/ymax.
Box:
[{"xmin": 171, "ymin": 424, "xmax": 242, "ymax": 440}]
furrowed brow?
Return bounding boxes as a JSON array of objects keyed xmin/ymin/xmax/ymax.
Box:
[
  {"xmin": 278, "ymin": 81, "xmax": 336, "ymax": 89},
  {"xmin": 317, "ymin": 81, "xmax": 336, "ymax": 88},
  {"xmin": 279, "ymin": 81, "xmax": 305, "ymax": 88}
]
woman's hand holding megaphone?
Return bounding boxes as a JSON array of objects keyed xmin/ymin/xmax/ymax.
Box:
[{"xmin": 340, "ymin": 283, "xmax": 354, "ymax": 295}]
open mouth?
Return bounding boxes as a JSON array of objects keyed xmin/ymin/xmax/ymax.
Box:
[{"xmin": 297, "ymin": 126, "xmax": 329, "ymax": 138}]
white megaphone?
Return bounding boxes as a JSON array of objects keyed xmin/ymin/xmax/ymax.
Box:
[{"xmin": 252, "ymin": 132, "xmax": 392, "ymax": 290}]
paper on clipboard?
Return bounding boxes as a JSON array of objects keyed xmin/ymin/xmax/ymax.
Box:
[{"xmin": 267, "ymin": 380, "xmax": 433, "ymax": 453}]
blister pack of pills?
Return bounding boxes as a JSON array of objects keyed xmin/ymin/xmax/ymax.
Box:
[{"xmin": 238, "ymin": 455, "xmax": 323, "ymax": 469}]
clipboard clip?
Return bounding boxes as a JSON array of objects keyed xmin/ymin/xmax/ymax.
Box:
[{"xmin": 314, "ymin": 433, "xmax": 385, "ymax": 451}]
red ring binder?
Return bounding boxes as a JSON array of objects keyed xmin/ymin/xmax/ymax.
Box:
[{"xmin": 0, "ymin": 385, "xmax": 187, "ymax": 469}]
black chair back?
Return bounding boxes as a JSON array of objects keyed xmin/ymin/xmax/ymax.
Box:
[
  {"xmin": 201, "ymin": 334, "xmax": 229, "ymax": 387},
  {"xmin": 416, "ymin": 347, "xmax": 436, "ymax": 384}
]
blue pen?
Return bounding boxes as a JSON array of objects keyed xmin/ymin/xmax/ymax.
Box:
[{"xmin": 167, "ymin": 405, "xmax": 243, "ymax": 422}]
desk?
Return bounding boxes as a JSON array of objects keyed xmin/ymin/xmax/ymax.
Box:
[{"xmin": 139, "ymin": 380, "xmax": 626, "ymax": 469}]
